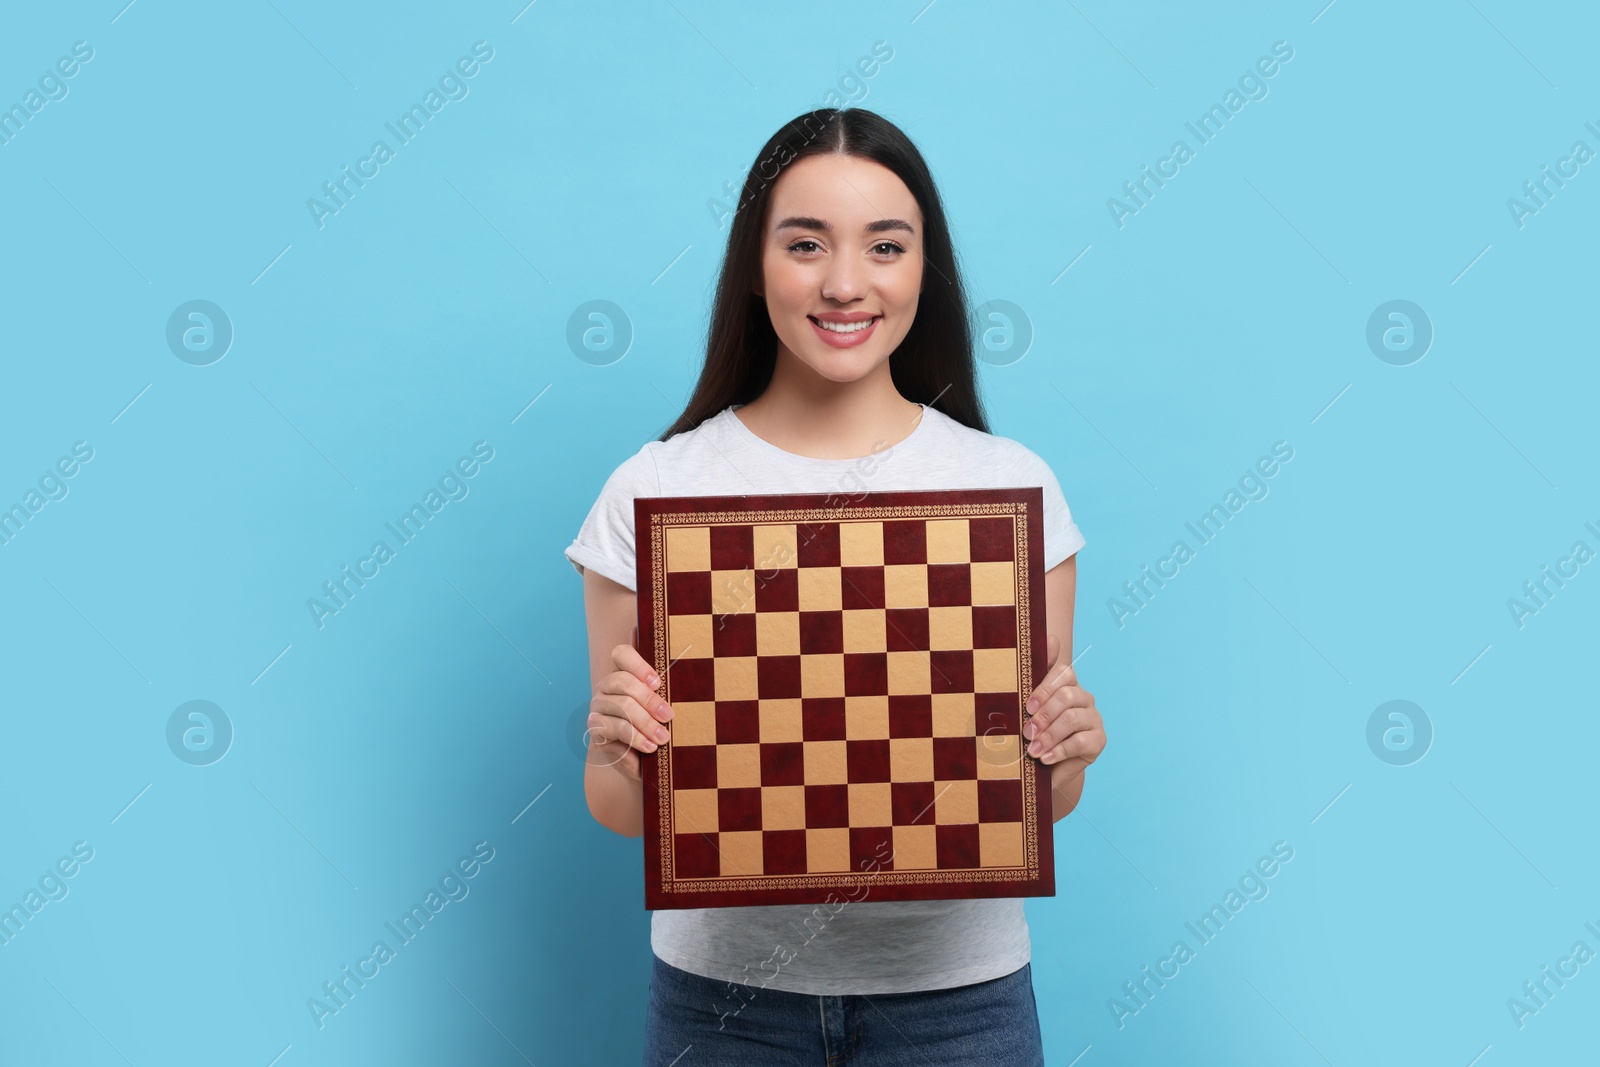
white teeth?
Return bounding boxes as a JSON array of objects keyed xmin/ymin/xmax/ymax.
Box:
[{"xmin": 814, "ymin": 317, "xmax": 876, "ymax": 333}]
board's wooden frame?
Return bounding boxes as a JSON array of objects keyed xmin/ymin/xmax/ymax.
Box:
[{"xmin": 634, "ymin": 487, "xmax": 1055, "ymax": 910}]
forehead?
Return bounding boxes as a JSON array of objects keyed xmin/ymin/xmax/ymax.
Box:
[{"xmin": 765, "ymin": 153, "xmax": 921, "ymax": 231}]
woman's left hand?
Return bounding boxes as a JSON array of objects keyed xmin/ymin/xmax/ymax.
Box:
[{"xmin": 1022, "ymin": 633, "xmax": 1105, "ymax": 781}]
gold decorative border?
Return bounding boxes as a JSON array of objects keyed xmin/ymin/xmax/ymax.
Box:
[{"xmin": 647, "ymin": 501, "xmax": 1039, "ymax": 893}]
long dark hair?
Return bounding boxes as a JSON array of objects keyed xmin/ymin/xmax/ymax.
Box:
[{"xmin": 659, "ymin": 107, "xmax": 988, "ymax": 440}]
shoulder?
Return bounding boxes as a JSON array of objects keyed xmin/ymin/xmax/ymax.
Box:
[
  {"xmin": 923, "ymin": 407, "xmax": 1057, "ymax": 477},
  {"xmin": 593, "ymin": 440, "xmax": 661, "ymax": 500},
  {"xmin": 591, "ymin": 408, "xmax": 735, "ymax": 498}
]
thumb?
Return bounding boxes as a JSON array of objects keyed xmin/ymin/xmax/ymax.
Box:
[{"xmin": 1043, "ymin": 632, "xmax": 1076, "ymax": 690}]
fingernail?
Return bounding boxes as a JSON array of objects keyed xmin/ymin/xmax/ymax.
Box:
[
  {"xmin": 1023, "ymin": 723, "xmax": 1036, "ymax": 740},
  {"xmin": 1028, "ymin": 741, "xmax": 1041, "ymax": 755},
  {"xmin": 655, "ymin": 726, "xmax": 669, "ymax": 743},
  {"xmin": 647, "ymin": 673, "xmax": 660, "ymax": 688},
  {"xmin": 1025, "ymin": 697, "xmax": 1038, "ymax": 712}
]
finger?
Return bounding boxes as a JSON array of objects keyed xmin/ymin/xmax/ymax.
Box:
[
  {"xmin": 604, "ymin": 670, "xmax": 674, "ymax": 725},
  {"xmin": 1021, "ymin": 700, "xmax": 1055, "ymax": 748},
  {"xmin": 1044, "ymin": 657, "xmax": 1077, "ymax": 692},
  {"xmin": 1038, "ymin": 728, "xmax": 1104, "ymax": 770},
  {"xmin": 612, "ymin": 641, "xmax": 661, "ymax": 688},
  {"xmin": 590, "ymin": 696, "xmax": 670, "ymax": 753},
  {"xmin": 1023, "ymin": 683, "xmax": 1085, "ymax": 741},
  {"xmin": 1027, "ymin": 705, "xmax": 1082, "ymax": 757},
  {"xmin": 1028, "ymin": 691, "xmax": 1098, "ymax": 754},
  {"xmin": 1043, "ymin": 719, "xmax": 1106, "ymax": 763},
  {"xmin": 1040, "ymin": 680, "xmax": 1093, "ymax": 719},
  {"xmin": 590, "ymin": 714, "xmax": 662, "ymax": 764},
  {"xmin": 1025, "ymin": 658, "xmax": 1077, "ymax": 713}
]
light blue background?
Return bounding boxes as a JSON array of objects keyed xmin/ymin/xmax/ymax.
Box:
[{"xmin": 2, "ymin": 1, "xmax": 1595, "ymax": 1063}]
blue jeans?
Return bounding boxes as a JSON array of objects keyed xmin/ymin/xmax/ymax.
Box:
[{"xmin": 643, "ymin": 953, "xmax": 1046, "ymax": 1066}]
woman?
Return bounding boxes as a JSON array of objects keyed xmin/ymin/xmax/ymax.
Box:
[{"xmin": 564, "ymin": 107, "xmax": 1106, "ymax": 1065}]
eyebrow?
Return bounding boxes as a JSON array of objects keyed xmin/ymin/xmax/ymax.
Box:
[{"xmin": 773, "ymin": 215, "xmax": 916, "ymax": 236}]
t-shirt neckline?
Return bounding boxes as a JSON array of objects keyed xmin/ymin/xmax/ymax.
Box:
[{"xmin": 720, "ymin": 403, "xmax": 935, "ymax": 467}]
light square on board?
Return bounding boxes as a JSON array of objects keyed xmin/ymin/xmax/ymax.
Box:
[
  {"xmin": 924, "ymin": 519, "xmax": 971, "ymax": 564},
  {"xmin": 756, "ymin": 611, "xmax": 801, "ymax": 656},
  {"xmin": 807, "ymin": 827, "xmax": 851, "ymax": 872},
  {"xmin": 934, "ymin": 779, "xmax": 979, "ymax": 824},
  {"xmin": 670, "ymin": 701, "xmax": 717, "ymax": 746},
  {"xmin": 931, "ymin": 693, "xmax": 977, "ymax": 736},
  {"xmin": 673, "ymin": 788, "xmax": 720, "ymax": 834},
  {"xmin": 889, "ymin": 736, "xmax": 934, "ymax": 782},
  {"xmin": 842, "ymin": 609, "xmax": 887, "ymax": 653},
  {"xmin": 891, "ymin": 824, "xmax": 939, "ymax": 869},
  {"xmin": 883, "ymin": 564, "xmax": 930, "ymax": 609},
  {"xmin": 979, "ymin": 822, "xmax": 1025, "ymax": 868},
  {"xmin": 762, "ymin": 785, "xmax": 807, "ymax": 830},
  {"xmin": 720, "ymin": 830, "xmax": 764, "ymax": 878},
  {"xmin": 800, "ymin": 654, "xmax": 845, "ymax": 698},
  {"xmin": 928, "ymin": 606, "xmax": 973, "ymax": 651},
  {"xmin": 886, "ymin": 650, "xmax": 930, "ymax": 695},
  {"xmin": 752, "ymin": 524, "xmax": 799, "ymax": 571},
  {"xmin": 798, "ymin": 566, "xmax": 842, "ymax": 611},
  {"xmin": 973, "ymin": 647, "xmax": 1020, "ymax": 693},
  {"xmin": 803, "ymin": 740, "xmax": 849, "ymax": 785},
  {"xmin": 839, "ymin": 521, "xmax": 885, "ymax": 566},
  {"xmin": 758, "ymin": 699, "xmax": 805, "ymax": 743},
  {"xmin": 844, "ymin": 695, "xmax": 889, "ymax": 739},
  {"xmin": 848, "ymin": 782, "xmax": 892, "ymax": 826},
  {"xmin": 669, "ymin": 614, "xmax": 714, "ymax": 661},
  {"xmin": 716, "ymin": 743, "xmax": 761, "ymax": 788},
  {"xmin": 977, "ymin": 734, "xmax": 1022, "ymax": 779},
  {"xmin": 969, "ymin": 561, "xmax": 1016, "ymax": 606},
  {"xmin": 665, "ymin": 526, "xmax": 712, "ymax": 572},
  {"xmin": 714, "ymin": 657, "xmax": 759, "ymax": 701}
]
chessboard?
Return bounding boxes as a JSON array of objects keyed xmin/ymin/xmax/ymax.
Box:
[{"xmin": 634, "ymin": 487, "xmax": 1054, "ymax": 910}]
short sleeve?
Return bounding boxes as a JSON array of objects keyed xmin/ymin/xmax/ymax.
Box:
[
  {"xmin": 564, "ymin": 444, "xmax": 660, "ymax": 592},
  {"xmin": 1006, "ymin": 445, "xmax": 1085, "ymax": 571}
]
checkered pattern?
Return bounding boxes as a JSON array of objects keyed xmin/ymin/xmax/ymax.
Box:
[{"xmin": 660, "ymin": 516, "xmax": 1032, "ymax": 880}]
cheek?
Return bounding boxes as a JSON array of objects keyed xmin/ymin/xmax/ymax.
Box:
[
  {"xmin": 766, "ymin": 267, "xmax": 818, "ymax": 320},
  {"xmin": 885, "ymin": 258, "xmax": 922, "ymax": 311},
  {"xmin": 883, "ymin": 271, "xmax": 921, "ymax": 334},
  {"xmin": 894, "ymin": 285, "xmax": 920, "ymax": 320}
]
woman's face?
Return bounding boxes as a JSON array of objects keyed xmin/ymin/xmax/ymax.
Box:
[{"xmin": 757, "ymin": 153, "xmax": 924, "ymax": 385}]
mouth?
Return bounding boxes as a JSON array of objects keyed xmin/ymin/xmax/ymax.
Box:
[{"xmin": 808, "ymin": 314, "xmax": 880, "ymax": 348}]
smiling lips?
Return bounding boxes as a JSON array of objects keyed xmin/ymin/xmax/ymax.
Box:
[{"xmin": 808, "ymin": 312, "xmax": 880, "ymax": 348}]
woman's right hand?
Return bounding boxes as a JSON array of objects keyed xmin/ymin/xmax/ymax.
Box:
[{"xmin": 586, "ymin": 628, "xmax": 673, "ymax": 781}]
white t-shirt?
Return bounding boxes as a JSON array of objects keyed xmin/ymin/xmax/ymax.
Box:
[{"xmin": 564, "ymin": 403, "xmax": 1086, "ymax": 995}]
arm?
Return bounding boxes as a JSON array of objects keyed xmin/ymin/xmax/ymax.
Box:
[
  {"xmin": 580, "ymin": 568, "xmax": 649, "ymax": 838},
  {"xmin": 1032, "ymin": 553, "xmax": 1104, "ymax": 823}
]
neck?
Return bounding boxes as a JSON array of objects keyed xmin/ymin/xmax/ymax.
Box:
[{"xmin": 735, "ymin": 349, "xmax": 925, "ymax": 460}]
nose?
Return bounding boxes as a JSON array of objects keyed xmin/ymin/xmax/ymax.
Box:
[{"xmin": 820, "ymin": 251, "xmax": 864, "ymax": 303}]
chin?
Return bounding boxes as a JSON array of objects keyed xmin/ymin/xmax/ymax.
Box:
[{"xmin": 794, "ymin": 349, "xmax": 885, "ymax": 383}]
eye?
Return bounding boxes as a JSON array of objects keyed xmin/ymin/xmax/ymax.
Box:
[
  {"xmin": 871, "ymin": 241, "xmax": 906, "ymax": 256},
  {"xmin": 786, "ymin": 239, "xmax": 822, "ymax": 254}
]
